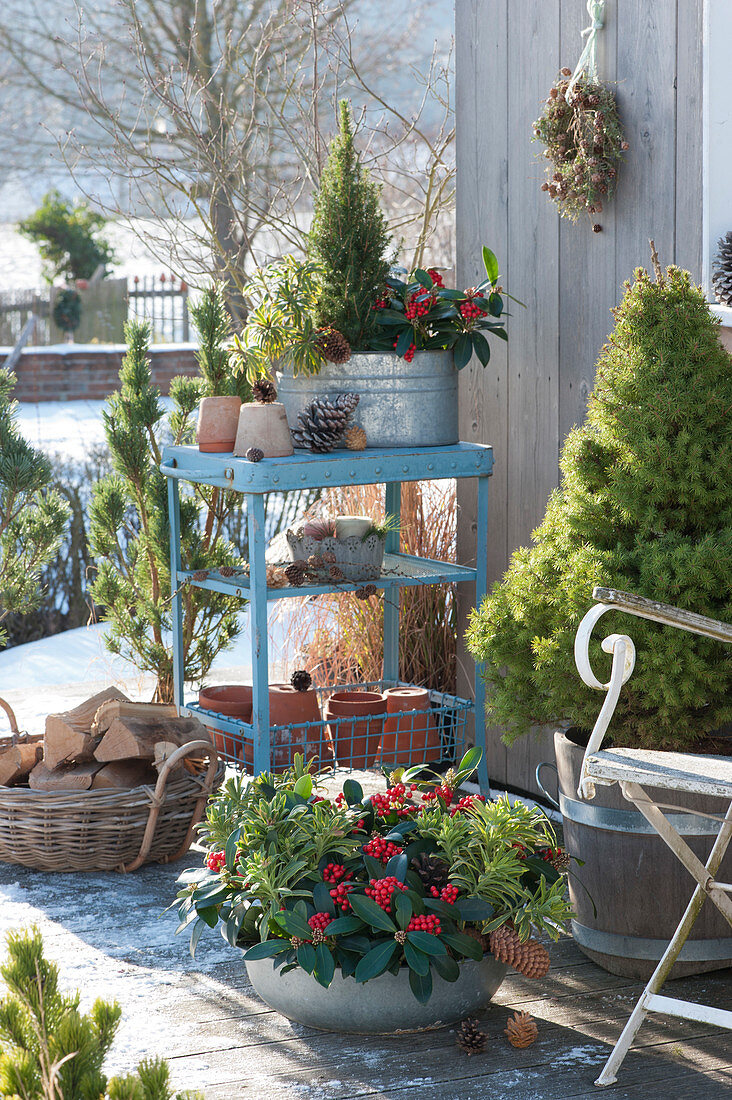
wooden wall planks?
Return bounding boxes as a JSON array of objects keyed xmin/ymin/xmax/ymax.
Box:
[{"xmin": 455, "ymin": 0, "xmax": 704, "ymax": 796}]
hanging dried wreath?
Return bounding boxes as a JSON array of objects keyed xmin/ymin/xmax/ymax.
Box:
[{"xmin": 532, "ymin": 2, "xmax": 628, "ymax": 232}]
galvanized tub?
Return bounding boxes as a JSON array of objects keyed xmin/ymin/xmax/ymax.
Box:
[
  {"xmin": 246, "ymin": 955, "xmax": 507, "ymax": 1033},
  {"xmin": 276, "ymin": 350, "xmax": 458, "ymax": 448}
]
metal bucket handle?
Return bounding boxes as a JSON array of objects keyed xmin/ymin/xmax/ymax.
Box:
[{"xmin": 535, "ymin": 761, "xmax": 560, "ymax": 811}]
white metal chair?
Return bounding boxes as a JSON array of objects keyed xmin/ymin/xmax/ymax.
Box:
[{"xmin": 574, "ymin": 586, "xmax": 732, "ymax": 1087}]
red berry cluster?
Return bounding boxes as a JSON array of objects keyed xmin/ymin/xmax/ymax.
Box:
[
  {"xmin": 459, "ymin": 296, "xmax": 488, "ymax": 321},
  {"xmin": 363, "ymin": 836, "xmax": 403, "ymax": 864},
  {"xmin": 429, "ymin": 884, "xmax": 459, "ymax": 904},
  {"xmin": 323, "ymin": 862, "xmax": 348, "ymax": 884},
  {"xmin": 541, "ymin": 846, "xmax": 564, "ymax": 861},
  {"xmin": 393, "ymin": 338, "xmax": 417, "ymax": 363},
  {"xmin": 450, "ymin": 793, "xmax": 487, "ymax": 816},
  {"xmin": 407, "ymin": 914, "xmax": 442, "ymax": 934},
  {"xmin": 427, "ymin": 268, "xmax": 444, "ymax": 288},
  {"xmin": 404, "ymin": 292, "xmax": 433, "ymax": 321},
  {"xmin": 308, "ymin": 912, "xmax": 334, "ymax": 933},
  {"xmin": 370, "ymin": 783, "xmax": 418, "ymax": 818},
  {"xmin": 421, "ymin": 784, "xmax": 454, "ymax": 807},
  {"xmin": 206, "ymin": 851, "xmax": 225, "ymax": 872},
  {"xmin": 353, "ymin": 818, "xmax": 366, "ymax": 831},
  {"xmin": 365, "ymin": 876, "xmax": 407, "ymax": 912},
  {"xmin": 372, "ymin": 293, "xmax": 390, "ymax": 311},
  {"xmin": 511, "ymin": 842, "xmax": 528, "ymax": 860},
  {"xmin": 330, "ymin": 882, "xmax": 354, "ymax": 911}
]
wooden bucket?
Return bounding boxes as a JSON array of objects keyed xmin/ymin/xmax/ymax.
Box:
[{"xmin": 552, "ymin": 729, "xmax": 732, "ymax": 979}]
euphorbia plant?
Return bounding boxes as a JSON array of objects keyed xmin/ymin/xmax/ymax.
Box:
[
  {"xmin": 176, "ymin": 750, "xmax": 572, "ymax": 1002},
  {"xmin": 369, "ymin": 246, "xmax": 511, "ymax": 367}
]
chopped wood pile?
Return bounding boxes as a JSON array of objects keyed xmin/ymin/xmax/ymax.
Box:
[{"xmin": 0, "ymin": 688, "xmax": 211, "ymax": 792}]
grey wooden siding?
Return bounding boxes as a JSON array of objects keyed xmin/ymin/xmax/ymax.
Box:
[{"xmin": 455, "ymin": 0, "xmax": 704, "ymax": 795}]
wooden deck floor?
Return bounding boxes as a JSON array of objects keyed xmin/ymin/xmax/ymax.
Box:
[{"xmin": 0, "ymin": 853, "xmax": 730, "ymax": 1098}]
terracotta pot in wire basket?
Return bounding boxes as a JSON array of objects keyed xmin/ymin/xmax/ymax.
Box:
[{"xmin": 0, "ymin": 696, "xmax": 223, "ymax": 874}]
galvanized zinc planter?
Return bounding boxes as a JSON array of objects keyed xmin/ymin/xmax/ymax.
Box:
[
  {"xmin": 246, "ymin": 954, "xmax": 508, "ymax": 1033},
  {"xmin": 276, "ymin": 350, "xmax": 458, "ymax": 448}
]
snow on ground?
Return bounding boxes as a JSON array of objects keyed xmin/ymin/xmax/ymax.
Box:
[{"xmin": 14, "ymin": 397, "xmax": 176, "ymax": 462}]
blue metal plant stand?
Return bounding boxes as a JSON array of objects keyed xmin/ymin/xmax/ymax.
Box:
[{"xmin": 160, "ymin": 443, "xmax": 493, "ymax": 792}]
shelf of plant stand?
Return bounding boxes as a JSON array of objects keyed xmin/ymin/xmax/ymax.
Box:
[
  {"xmin": 177, "ymin": 551, "xmax": 476, "ymax": 602},
  {"xmin": 159, "ymin": 440, "xmax": 494, "ymax": 494},
  {"xmin": 181, "ymin": 680, "xmax": 474, "ymax": 771}
]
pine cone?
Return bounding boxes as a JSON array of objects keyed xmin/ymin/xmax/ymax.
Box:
[
  {"xmin": 518, "ymin": 940, "xmax": 551, "ymax": 979},
  {"xmin": 321, "ymin": 551, "xmax": 336, "ymax": 564},
  {"xmin": 290, "ymin": 669, "xmax": 312, "ymax": 692},
  {"xmin": 355, "ymin": 584, "xmax": 377, "ymax": 600},
  {"xmin": 504, "ymin": 1011, "xmax": 538, "ymax": 1048},
  {"xmin": 219, "ymin": 566, "xmax": 237, "ymax": 577},
  {"xmin": 456, "ymin": 1018, "xmax": 487, "ymax": 1056},
  {"xmin": 712, "ymin": 230, "xmax": 732, "ymax": 307},
  {"xmin": 245, "ymin": 447, "xmax": 264, "ymax": 462},
  {"xmin": 285, "ymin": 562, "xmax": 307, "ymax": 586},
  {"xmin": 410, "ymin": 852, "xmax": 450, "ymax": 891},
  {"xmin": 291, "ymin": 393, "xmax": 360, "ymax": 453},
  {"xmin": 317, "ymin": 328, "xmax": 352, "ymax": 364},
  {"xmin": 344, "ymin": 424, "xmax": 367, "ymax": 451},
  {"xmin": 307, "ymin": 555, "xmax": 323, "ymax": 569},
  {"xmin": 552, "ymin": 849, "xmax": 571, "ymax": 872},
  {"xmin": 329, "ymin": 564, "xmax": 344, "ymax": 581},
  {"xmin": 266, "ymin": 565, "xmax": 287, "ymax": 588},
  {"xmin": 191, "ymin": 569, "xmax": 209, "ymax": 582},
  {"xmin": 252, "ymin": 378, "xmax": 277, "ymax": 403},
  {"xmin": 488, "ymin": 923, "xmax": 522, "ymax": 968}
]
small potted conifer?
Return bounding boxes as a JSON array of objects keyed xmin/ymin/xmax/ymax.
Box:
[
  {"xmin": 234, "ymin": 101, "xmax": 509, "ymax": 447},
  {"xmin": 466, "ymin": 253, "xmax": 732, "ymax": 979}
]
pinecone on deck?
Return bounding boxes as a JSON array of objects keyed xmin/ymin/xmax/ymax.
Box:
[
  {"xmin": 316, "ymin": 328, "xmax": 352, "ymax": 364},
  {"xmin": 411, "ymin": 852, "xmax": 450, "ymax": 891},
  {"xmin": 456, "ymin": 1018, "xmax": 487, "ymax": 1056},
  {"xmin": 291, "ymin": 394, "xmax": 360, "ymax": 453},
  {"xmin": 712, "ymin": 231, "xmax": 732, "ymax": 306},
  {"xmin": 252, "ymin": 378, "xmax": 277, "ymax": 404},
  {"xmin": 504, "ymin": 1011, "xmax": 538, "ymax": 1048}
]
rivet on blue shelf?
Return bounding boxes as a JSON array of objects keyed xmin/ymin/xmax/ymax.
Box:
[
  {"xmin": 428, "ymin": 463, "xmax": 434, "ymax": 471},
  {"xmin": 349, "ymin": 470, "xmax": 355, "ymax": 477},
  {"xmin": 273, "ymin": 476, "xmax": 280, "ymax": 483},
  {"xmin": 374, "ymin": 467, "xmax": 381, "ymax": 474},
  {"xmin": 325, "ymin": 471, "xmax": 331, "ymax": 478},
  {"xmin": 403, "ymin": 465, "xmax": 408, "ymax": 472}
]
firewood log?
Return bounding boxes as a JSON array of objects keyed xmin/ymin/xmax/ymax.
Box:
[
  {"xmin": 91, "ymin": 761, "xmax": 159, "ymax": 789},
  {"xmin": 91, "ymin": 700, "xmax": 177, "ymax": 736},
  {"xmin": 29, "ymin": 761, "xmax": 102, "ymax": 791},
  {"xmin": 0, "ymin": 746, "xmax": 22, "ymax": 786},
  {"xmin": 45, "ymin": 687, "xmax": 129, "ymax": 770},
  {"xmin": 94, "ymin": 715, "xmax": 208, "ymax": 763}
]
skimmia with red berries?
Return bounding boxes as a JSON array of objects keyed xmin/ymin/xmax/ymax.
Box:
[
  {"xmin": 369, "ymin": 247, "xmax": 519, "ymax": 369},
  {"xmin": 175, "ymin": 749, "xmax": 572, "ymax": 1004}
]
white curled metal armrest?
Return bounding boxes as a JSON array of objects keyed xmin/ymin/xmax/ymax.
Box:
[{"xmin": 574, "ymin": 602, "xmax": 636, "ymax": 801}]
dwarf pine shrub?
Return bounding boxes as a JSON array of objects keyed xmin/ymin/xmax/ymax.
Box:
[{"xmin": 467, "ymin": 263, "xmax": 732, "ymax": 750}]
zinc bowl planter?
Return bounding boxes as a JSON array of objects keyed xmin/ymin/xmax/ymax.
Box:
[
  {"xmin": 245, "ymin": 954, "xmax": 508, "ymax": 1033},
  {"xmin": 277, "ymin": 350, "xmax": 458, "ymax": 449}
]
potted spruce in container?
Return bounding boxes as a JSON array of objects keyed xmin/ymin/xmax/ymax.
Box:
[
  {"xmin": 466, "ymin": 254, "xmax": 732, "ymax": 980},
  {"xmin": 233, "ymin": 101, "xmax": 509, "ymax": 448},
  {"xmin": 176, "ymin": 749, "xmax": 572, "ymax": 1032}
]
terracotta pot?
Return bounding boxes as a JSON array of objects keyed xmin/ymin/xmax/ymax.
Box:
[
  {"xmin": 233, "ymin": 402, "xmax": 293, "ymax": 458},
  {"xmin": 325, "ymin": 691, "xmax": 387, "ymax": 769},
  {"xmin": 197, "ymin": 396, "xmax": 242, "ymax": 453},
  {"xmin": 198, "ymin": 685, "xmax": 252, "ymax": 761},
  {"xmin": 377, "ymin": 687, "xmax": 441, "ymax": 768}
]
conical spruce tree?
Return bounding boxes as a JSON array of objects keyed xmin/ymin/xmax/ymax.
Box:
[
  {"xmin": 0, "ymin": 927, "xmax": 204, "ymax": 1099},
  {"xmin": 308, "ymin": 99, "xmax": 392, "ymax": 348},
  {"xmin": 467, "ymin": 262, "xmax": 732, "ymax": 751},
  {"xmin": 89, "ymin": 285, "xmax": 248, "ymax": 702},
  {"xmin": 0, "ymin": 370, "xmax": 68, "ymax": 649}
]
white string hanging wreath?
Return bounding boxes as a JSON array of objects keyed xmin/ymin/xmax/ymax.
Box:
[{"xmin": 533, "ymin": 0, "xmax": 628, "ymax": 232}]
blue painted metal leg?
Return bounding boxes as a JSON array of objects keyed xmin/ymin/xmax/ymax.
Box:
[
  {"xmin": 474, "ymin": 473, "xmax": 491, "ymax": 795},
  {"xmin": 383, "ymin": 481, "xmax": 401, "ymax": 685},
  {"xmin": 167, "ymin": 476, "xmax": 185, "ymax": 712},
  {"xmin": 247, "ymin": 494, "xmax": 270, "ymax": 774}
]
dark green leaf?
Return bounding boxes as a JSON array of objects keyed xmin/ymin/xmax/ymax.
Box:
[
  {"xmin": 363, "ymin": 854, "xmax": 386, "ymax": 880},
  {"xmin": 404, "ymin": 940, "xmax": 429, "ymax": 975},
  {"xmin": 313, "ymin": 881, "xmax": 336, "ymax": 915},
  {"xmin": 407, "ymin": 931, "xmax": 446, "ymax": 956},
  {"xmin": 274, "ymin": 911, "xmax": 312, "ymax": 939},
  {"xmin": 314, "ymin": 943, "xmax": 336, "ymax": 988},
  {"xmin": 297, "ymin": 942, "xmax": 316, "ymax": 973},
  {"xmin": 385, "ymin": 852, "xmax": 408, "ymax": 882},
  {"xmin": 354, "ymin": 940, "xmax": 398, "ymax": 983},
  {"xmin": 197, "ymin": 905, "xmax": 220, "ymax": 929},
  {"xmin": 413, "ymin": 268, "xmax": 434, "ymax": 289},
  {"xmin": 456, "ymin": 897, "xmax": 495, "ymax": 922},
  {"xmin": 424, "ymin": 897, "xmax": 461, "ymax": 920},
  {"xmin": 375, "ymin": 311, "xmax": 409, "ymax": 325},
  {"xmin": 457, "ymin": 745, "xmax": 483, "ymax": 776},
  {"xmin": 189, "ymin": 918, "xmax": 206, "ymax": 957},
  {"xmin": 349, "ymin": 894, "xmax": 397, "ymax": 933},
  {"xmin": 437, "ymin": 288, "xmax": 464, "ymax": 300},
  {"xmin": 488, "ymin": 292, "xmax": 504, "ymax": 317},
  {"xmin": 432, "ymin": 953, "xmax": 461, "ymax": 983},
  {"xmin": 409, "ymin": 966, "xmax": 433, "ymax": 1003},
  {"xmin": 395, "ymin": 891, "xmax": 413, "ymax": 930},
  {"xmin": 396, "ymin": 329, "xmax": 414, "ymax": 357},
  {"xmin": 343, "ymin": 778, "xmax": 364, "ymax": 805},
  {"xmin": 482, "ymin": 245, "xmax": 500, "ymax": 284},
  {"xmin": 471, "ymin": 331, "xmax": 491, "ymax": 367},
  {"xmin": 454, "ymin": 333, "xmax": 473, "ymax": 370},
  {"xmin": 243, "ymin": 938, "xmax": 291, "ymax": 960},
  {"xmin": 324, "ymin": 915, "xmax": 364, "ymax": 936},
  {"xmin": 440, "ymin": 931, "xmax": 484, "ymax": 960}
]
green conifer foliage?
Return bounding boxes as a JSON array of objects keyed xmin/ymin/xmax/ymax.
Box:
[
  {"xmin": 89, "ymin": 286, "xmax": 247, "ymax": 702},
  {"xmin": 308, "ymin": 100, "xmax": 392, "ymax": 348},
  {"xmin": 0, "ymin": 371, "xmax": 69, "ymax": 649},
  {"xmin": 0, "ymin": 927, "xmax": 204, "ymax": 1100},
  {"xmin": 467, "ymin": 265, "xmax": 732, "ymax": 751}
]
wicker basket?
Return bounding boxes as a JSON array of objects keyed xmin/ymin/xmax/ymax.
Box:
[{"xmin": 0, "ymin": 697, "xmax": 222, "ymax": 873}]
